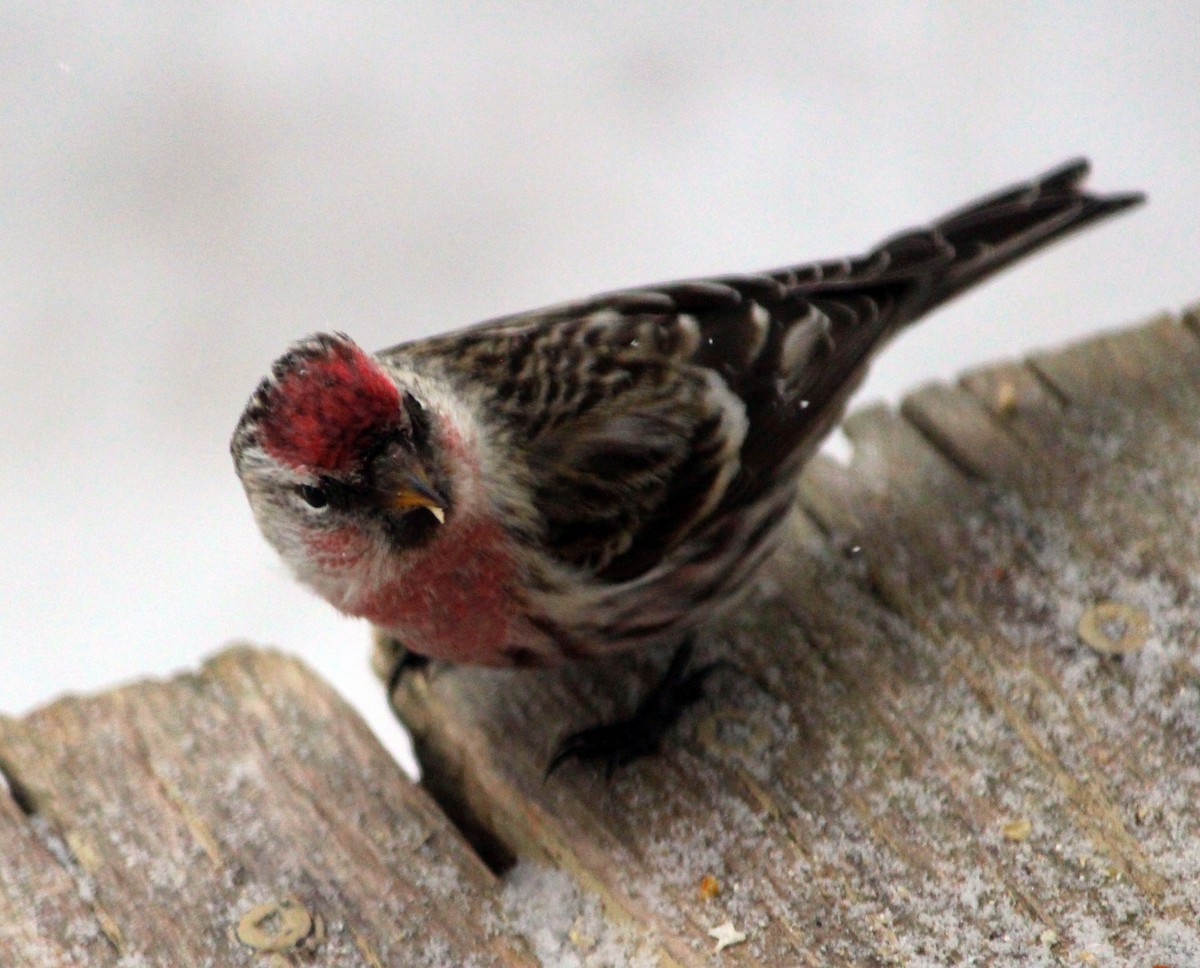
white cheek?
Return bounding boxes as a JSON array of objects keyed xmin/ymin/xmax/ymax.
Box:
[
  {"xmin": 288, "ymin": 516, "xmax": 401, "ymax": 613},
  {"xmin": 250, "ymin": 498, "xmax": 312, "ymax": 567}
]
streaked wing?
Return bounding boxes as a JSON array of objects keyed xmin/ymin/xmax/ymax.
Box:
[{"xmin": 386, "ymin": 159, "xmax": 1142, "ymax": 581}]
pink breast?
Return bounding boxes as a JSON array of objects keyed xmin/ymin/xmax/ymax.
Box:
[{"xmin": 350, "ymin": 516, "xmax": 520, "ymax": 665}]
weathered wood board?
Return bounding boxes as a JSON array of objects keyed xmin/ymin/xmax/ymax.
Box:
[
  {"xmin": 3, "ymin": 308, "xmax": 1198, "ymax": 967},
  {"xmin": 0, "ymin": 649, "xmax": 538, "ymax": 967},
  {"xmin": 387, "ymin": 308, "xmax": 1200, "ymax": 966}
]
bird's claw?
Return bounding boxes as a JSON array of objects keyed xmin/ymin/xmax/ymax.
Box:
[
  {"xmin": 545, "ymin": 639, "xmax": 724, "ymax": 779},
  {"xmin": 385, "ymin": 640, "xmax": 431, "ymax": 716}
]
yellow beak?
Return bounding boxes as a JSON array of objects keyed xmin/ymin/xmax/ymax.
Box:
[{"xmin": 390, "ymin": 476, "xmax": 446, "ymax": 524}]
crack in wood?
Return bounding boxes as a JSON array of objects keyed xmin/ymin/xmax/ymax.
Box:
[
  {"xmin": 0, "ymin": 752, "xmax": 37, "ymax": 817},
  {"xmin": 1023, "ymin": 356, "xmax": 1078, "ymax": 407}
]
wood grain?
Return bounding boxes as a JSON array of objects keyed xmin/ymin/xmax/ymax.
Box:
[
  {"xmin": 388, "ymin": 307, "xmax": 1200, "ymax": 966},
  {"xmin": 0, "ymin": 648, "xmax": 536, "ymax": 967}
]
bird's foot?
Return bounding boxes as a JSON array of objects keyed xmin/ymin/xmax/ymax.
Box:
[
  {"xmin": 384, "ymin": 640, "xmax": 431, "ymax": 716},
  {"xmin": 546, "ymin": 638, "xmax": 723, "ymax": 779}
]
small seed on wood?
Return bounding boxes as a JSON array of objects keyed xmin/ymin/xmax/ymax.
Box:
[
  {"xmin": 1002, "ymin": 818, "xmax": 1033, "ymax": 842},
  {"xmin": 708, "ymin": 921, "xmax": 747, "ymax": 952}
]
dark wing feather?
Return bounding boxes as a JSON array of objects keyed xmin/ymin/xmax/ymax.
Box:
[{"xmin": 389, "ymin": 159, "xmax": 1142, "ymax": 580}]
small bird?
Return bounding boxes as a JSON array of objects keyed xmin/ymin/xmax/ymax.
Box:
[{"xmin": 233, "ymin": 159, "xmax": 1141, "ymax": 771}]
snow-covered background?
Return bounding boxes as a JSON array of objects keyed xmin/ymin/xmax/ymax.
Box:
[{"xmin": 2, "ymin": 3, "xmax": 1196, "ymax": 775}]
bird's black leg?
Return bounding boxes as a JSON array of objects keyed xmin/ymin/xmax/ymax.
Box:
[
  {"xmin": 384, "ymin": 639, "xmax": 430, "ymax": 716},
  {"xmin": 546, "ymin": 638, "xmax": 723, "ymax": 779}
]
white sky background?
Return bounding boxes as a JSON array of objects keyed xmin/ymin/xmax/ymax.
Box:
[{"xmin": 2, "ymin": 3, "xmax": 1197, "ymax": 776}]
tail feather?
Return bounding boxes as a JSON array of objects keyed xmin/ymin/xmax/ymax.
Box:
[{"xmin": 907, "ymin": 158, "xmax": 1144, "ymax": 317}]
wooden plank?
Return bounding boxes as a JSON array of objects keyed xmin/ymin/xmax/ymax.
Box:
[
  {"xmin": 387, "ymin": 310, "xmax": 1200, "ymax": 966},
  {"xmin": 0, "ymin": 791, "xmax": 118, "ymax": 967},
  {"xmin": 0, "ymin": 647, "xmax": 536, "ymax": 967}
]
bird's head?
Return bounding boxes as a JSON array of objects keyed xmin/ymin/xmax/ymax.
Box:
[{"xmin": 231, "ymin": 333, "xmax": 450, "ymax": 603}]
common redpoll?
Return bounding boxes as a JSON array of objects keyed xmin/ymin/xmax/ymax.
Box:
[{"xmin": 233, "ymin": 159, "xmax": 1140, "ymax": 766}]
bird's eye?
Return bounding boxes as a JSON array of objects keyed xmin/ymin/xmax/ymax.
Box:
[{"xmin": 299, "ymin": 484, "xmax": 329, "ymax": 509}]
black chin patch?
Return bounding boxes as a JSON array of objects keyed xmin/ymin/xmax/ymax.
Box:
[{"xmin": 381, "ymin": 507, "xmax": 444, "ymax": 550}]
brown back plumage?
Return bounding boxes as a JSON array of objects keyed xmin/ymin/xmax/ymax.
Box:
[{"xmin": 387, "ymin": 159, "xmax": 1143, "ymax": 584}]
